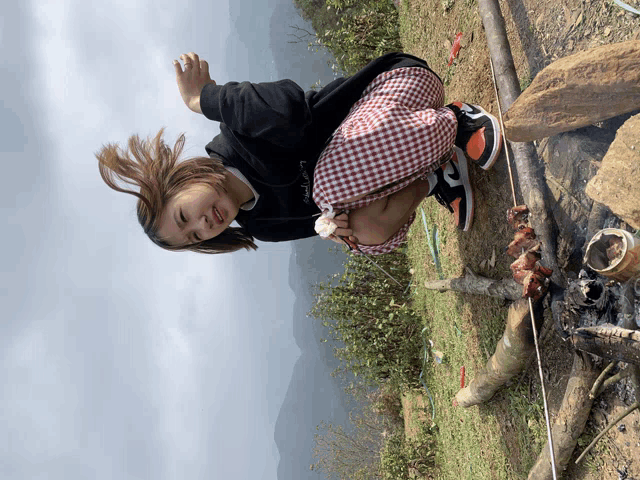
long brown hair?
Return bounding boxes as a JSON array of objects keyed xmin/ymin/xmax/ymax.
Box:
[{"xmin": 96, "ymin": 129, "xmax": 257, "ymax": 254}]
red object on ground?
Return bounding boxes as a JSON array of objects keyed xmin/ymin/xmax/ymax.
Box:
[
  {"xmin": 448, "ymin": 33, "xmax": 463, "ymax": 66},
  {"xmin": 460, "ymin": 366, "xmax": 465, "ymax": 388}
]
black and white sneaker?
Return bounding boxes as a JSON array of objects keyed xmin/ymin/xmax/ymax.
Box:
[
  {"xmin": 426, "ymin": 146, "xmax": 474, "ymax": 231},
  {"xmin": 447, "ymin": 102, "xmax": 502, "ymax": 170}
]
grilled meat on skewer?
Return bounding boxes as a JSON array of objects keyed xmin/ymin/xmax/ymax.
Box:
[
  {"xmin": 505, "ymin": 205, "xmax": 552, "ymax": 299},
  {"xmin": 507, "ymin": 205, "xmax": 529, "ymax": 230},
  {"xmin": 506, "ymin": 227, "xmax": 539, "ymax": 257},
  {"xmin": 522, "ymin": 265, "xmax": 553, "ymax": 300},
  {"xmin": 511, "ymin": 247, "xmax": 542, "ymax": 283}
]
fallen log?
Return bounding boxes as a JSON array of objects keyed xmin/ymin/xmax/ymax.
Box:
[
  {"xmin": 527, "ymin": 353, "xmax": 599, "ymax": 480},
  {"xmin": 454, "ymin": 298, "xmax": 536, "ymax": 407},
  {"xmin": 422, "ymin": 270, "xmax": 521, "ymax": 301},
  {"xmin": 478, "ymin": 0, "xmax": 560, "ymax": 280},
  {"xmin": 503, "ymin": 41, "xmax": 640, "ymax": 142},
  {"xmin": 477, "ymin": 0, "xmax": 565, "ymax": 339},
  {"xmin": 570, "ymin": 325, "xmax": 640, "ymax": 366},
  {"xmin": 476, "ymin": 2, "xmax": 597, "ymax": 477}
]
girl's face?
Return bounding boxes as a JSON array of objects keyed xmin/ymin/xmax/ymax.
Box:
[{"xmin": 157, "ymin": 183, "xmax": 239, "ymax": 246}]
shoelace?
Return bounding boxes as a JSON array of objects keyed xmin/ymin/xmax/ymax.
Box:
[
  {"xmin": 431, "ymin": 185, "xmax": 454, "ymax": 214},
  {"xmin": 451, "ymin": 104, "xmax": 480, "ymax": 147}
]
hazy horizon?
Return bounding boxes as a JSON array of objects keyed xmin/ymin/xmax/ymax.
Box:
[{"xmin": 1, "ymin": 0, "xmax": 352, "ymax": 479}]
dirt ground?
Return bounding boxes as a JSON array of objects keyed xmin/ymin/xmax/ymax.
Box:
[{"xmin": 401, "ymin": 0, "xmax": 640, "ymax": 478}]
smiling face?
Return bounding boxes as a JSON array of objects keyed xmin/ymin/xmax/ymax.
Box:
[{"xmin": 157, "ymin": 182, "xmax": 239, "ymax": 247}]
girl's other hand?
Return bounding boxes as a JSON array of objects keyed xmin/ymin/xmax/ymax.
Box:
[
  {"xmin": 326, "ymin": 212, "xmax": 358, "ymax": 245},
  {"xmin": 173, "ymin": 52, "xmax": 216, "ymax": 114}
]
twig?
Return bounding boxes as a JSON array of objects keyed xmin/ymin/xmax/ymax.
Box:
[
  {"xmin": 612, "ymin": 0, "xmax": 640, "ymax": 15},
  {"xmin": 589, "ymin": 362, "xmax": 617, "ymax": 400},
  {"xmin": 574, "ymin": 400, "xmax": 640, "ymax": 465},
  {"xmin": 595, "ymin": 368, "xmax": 632, "ymax": 398}
]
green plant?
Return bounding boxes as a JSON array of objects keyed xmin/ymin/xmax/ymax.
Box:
[
  {"xmin": 293, "ymin": 0, "xmax": 402, "ymax": 75},
  {"xmin": 312, "ymin": 384, "xmax": 400, "ymax": 480},
  {"xmin": 379, "ymin": 423, "xmax": 436, "ymax": 479},
  {"xmin": 313, "ymin": 380, "xmax": 436, "ymax": 480},
  {"xmin": 519, "ymin": 72, "xmax": 532, "ymax": 91},
  {"xmin": 310, "ymin": 248, "xmax": 423, "ymax": 388}
]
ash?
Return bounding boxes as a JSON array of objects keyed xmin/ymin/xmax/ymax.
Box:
[{"xmin": 564, "ymin": 270, "xmax": 640, "ymax": 330}]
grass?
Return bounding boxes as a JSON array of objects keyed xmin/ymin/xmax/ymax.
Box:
[
  {"xmin": 408, "ymin": 200, "xmax": 546, "ymax": 480},
  {"xmin": 519, "ymin": 72, "xmax": 532, "ymax": 91},
  {"xmin": 398, "ymin": 0, "xmax": 484, "ymax": 90},
  {"xmin": 396, "ymin": 2, "xmax": 552, "ymax": 473},
  {"xmin": 395, "ymin": 0, "xmax": 559, "ymax": 476},
  {"xmin": 405, "ymin": 201, "xmax": 548, "ymax": 479}
]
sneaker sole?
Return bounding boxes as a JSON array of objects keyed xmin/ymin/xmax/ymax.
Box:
[{"xmin": 452, "ymin": 146, "xmax": 474, "ymax": 231}]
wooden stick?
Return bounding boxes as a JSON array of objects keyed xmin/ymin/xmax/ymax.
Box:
[
  {"xmin": 589, "ymin": 361, "xmax": 617, "ymax": 399},
  {"xmin": 595, "ymin": 368, "xmax": 632, "ymax": 398},
  {"xmin": 477, "ymin": 0, "xmax": 561, "ymax": 287},
  {"xmin": 574, "ymin": 400, "xmax": 640, "ymax": 465},
  {"xmin": 422, "ymin": 270, "xmax": 522, "ymax": 301}
]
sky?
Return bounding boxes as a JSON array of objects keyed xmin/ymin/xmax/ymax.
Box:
[{"xmin": 1, "ymin": 0, "xmax": 336, "ymax": 478}]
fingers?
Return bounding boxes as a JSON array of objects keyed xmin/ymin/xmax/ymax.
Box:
[
  {"xmin": 177, "ymin": 52, "xmax": 200, "ymax": 71},
  {"xmin": 178, "ymin": 54, "xmax": 190, "ymax": 70},
  {"xmin": 188, "ymin": 52, "xmax": 200, "ymax": 71},
  {"xmin": 200, "ymin": 59, "xmax": 209, "ymax": 76},
  {"xmin": 333, "ymin": 227, "xmax": 355, "ymax": 239},
  {"xmin": 332, "ymin": 219, "xmax": 349, "ymax": 229},
  {"xmin": 326, "ymin": 234, "xmax": 359, "ymax": 245},
  {"xmin": 174, "ymin": 53, "xmax": 215, "ymax": 86},
  {"xmin": 332, "ymin": 213, "xmax": 349, "ymax": 229},
  {"xmin": 330, "ymin": 212, "xmax": 357, "ymax": 244}
]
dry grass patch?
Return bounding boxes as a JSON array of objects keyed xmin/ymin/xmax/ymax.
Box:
[{"xmin": 402, "ymin": 390, "xmax": 431, "ymax": 440}]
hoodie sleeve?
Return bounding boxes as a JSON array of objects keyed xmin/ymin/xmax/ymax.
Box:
[{"xmin": 199, "ymin": 80, "xmax": 312, "ymax": 149}]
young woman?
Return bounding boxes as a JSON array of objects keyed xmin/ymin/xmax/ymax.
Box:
[{"xmin": 97, "ymin": 52, "xmax": 501, "ymax": 255}]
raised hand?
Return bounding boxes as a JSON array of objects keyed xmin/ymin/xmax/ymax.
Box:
[{"xmin": 173, "ymin": 52, "xmax": 216, "ymax": 114}]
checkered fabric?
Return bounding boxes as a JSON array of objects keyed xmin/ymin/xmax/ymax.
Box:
[{"xmin": 312, "ymin": 67, "xmax": 457, "ymax": 255}]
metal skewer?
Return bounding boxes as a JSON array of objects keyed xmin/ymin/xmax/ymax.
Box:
[
  {"xmin": 339, "ymin": 235, "xmax": 404, "ymax": 287},
  {"xmin": 489, "ymin": 57, "xmax": 558, "ymax": 480}
]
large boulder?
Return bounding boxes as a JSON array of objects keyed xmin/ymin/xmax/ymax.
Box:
[
  {"xmin": 586, "ymin": 113, "xmax": 640, "ymax": 229},
  {"xmin": 503, "ymin": 40, "xmax": 640, "ymax": 142}
]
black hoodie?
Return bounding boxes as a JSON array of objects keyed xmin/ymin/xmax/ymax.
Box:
[{"xmin": 201, "ymin": 53, "xmax": 438, "ymax": 242}]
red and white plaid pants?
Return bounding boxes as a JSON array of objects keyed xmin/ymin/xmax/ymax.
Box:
[{"xmin": 312, "ymin": 67, "xmax": 457, "ymax": 255}]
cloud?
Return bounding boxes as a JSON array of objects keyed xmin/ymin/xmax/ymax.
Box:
[
  {"xmin": 28, "ymin": 0, "xmax": 220, "ymax": 171},
  {"xmin": 1, "ymin": 1, "xmax": 309, "ymax": 478},
  {"xmin": 1, "ymin": 298, "xmax": 166, "ymax": 479}
]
